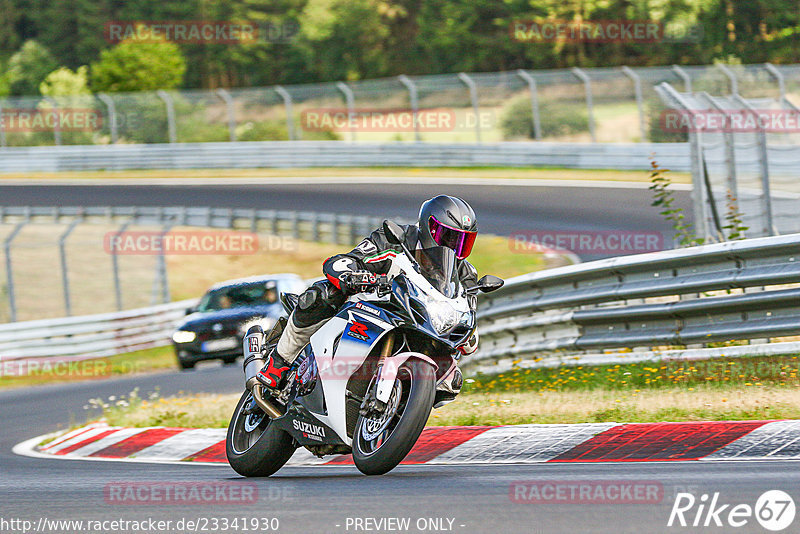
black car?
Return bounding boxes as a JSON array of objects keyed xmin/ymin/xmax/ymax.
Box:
[{"xmin": 172, "ymin": 274, "xmax": 307, "ymax": 370}]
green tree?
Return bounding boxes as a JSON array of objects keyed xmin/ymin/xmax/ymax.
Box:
[
  {"xmin": 39, "ymin": 66, "xmax": 91, "ymax": 97},
  {"xmin": 90, "ymin": 36, "xmax": 186, "ymax": 93},
  {"xmin": 298, "ymin": 0, "xmax": 390, "ymax": 80},
  {"xmin": 6, "ymin": 40, "xmax": 57, "ymax": 95}
]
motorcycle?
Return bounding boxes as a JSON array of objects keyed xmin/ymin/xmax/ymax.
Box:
[{"xmin": 226, "ymin": 221, "xmax": 503, "ymax": 476}]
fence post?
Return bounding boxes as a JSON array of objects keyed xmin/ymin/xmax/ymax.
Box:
[
  {"xmin": 43, "ymin": 96, "xmax": 62, "ymax": 146},
  {"xmin": 736, "ymin": 95, "xmax": 775, "ymax": 236},
  {"xmin": 111, "ymin": 220, "xmax": 133, "ymax": 311},
  {"xmin": 457, "ymin": 72, "xmax": 481, "ymax": 144},
  {"xmin": 571, "ymin": 67, "xmax": 596, "ymax": 143},
  {"xmin": 764, "ymin": 63, "xmax": 786, "ymax": 101},
  {"xmin": 700, "ymin": 94, "xmax": 738, "ymax": 234},
  {"xmin": 0, "ymin": 100, "xmax": 7, "ymax": 147},
  {"xmin": 4, "ymin": 222, "xmax": 25, "ymax": 322},
  {"xmin": 336, "ymin": 82, "xmax": 356, "ymax": 143},
  {"xmin": 215, "ymin": 88, "xmax": 237, "ymax": 142},
  {"xmin": 397, "ymin": 75, "xmax": 420, "ymax": 142},
  {"xmin": 59, "ymin": 218, "xmax": 81, "ymax": 316},
  {"xmin": 515, "ymin": 70, "xmax": 542, "ymax": 140},
  {"xmin": 621, "ymin": 66, "xmax": 646, "ymax": 142},
  {"xmin": 156, "ymin": 90, "xmax": 177, "ymax": 143},
  {"xmin": 97, "ymin": 93, "xmax": 118, "ymax": 144},
  {"xmin": 274, "ymin": 86, "xmax": 297, "ymax": 141},
  {"xmin": 156, "ymin": 223, "xmax": 172, "ymax": 304},
  {"xmin": 671, "ymin": 65, "xmax": 693, "ymax": 92},
  {"xmin": 715, "ymin": 63, "xmax": 739, "ymax": 96},
  {"xmin": 310, "ymin": 212, "xmax": 319, "ymax": 242},
  {"xmin": 657, "ymin": 82, "xmax": 710, "ymax": 240}
]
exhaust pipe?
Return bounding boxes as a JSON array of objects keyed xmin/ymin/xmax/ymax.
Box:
[
  {"xmin": 246, "ymin": 377, "xmax": 284, "ymax": 419},
  {"xmin": 243, "ymin": 325, "xmax": 265, "ymax": 383},
  {"xmin": 242, "ymin": 324, "xmax": 284, "ymax": 419}
]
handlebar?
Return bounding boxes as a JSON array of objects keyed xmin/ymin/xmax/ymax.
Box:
[{"xmin": 340, "ymin": 271, "xmax": 392, "ymax": 295}]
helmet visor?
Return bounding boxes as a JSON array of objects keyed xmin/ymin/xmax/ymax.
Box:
[{"xmin": 428, "ymin": 215, "xmax": 477, "ymax": 259}]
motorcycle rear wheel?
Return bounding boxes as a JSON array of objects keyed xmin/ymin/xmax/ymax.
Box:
[
  {"xmin": 352, "ymin": 359, "xmax": 435, "ymax": 475},
  {"xmin": 226, "ymin": 390, "xmax": 295, "ymax": 477}
]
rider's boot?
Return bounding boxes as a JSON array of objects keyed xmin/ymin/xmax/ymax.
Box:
[
  {"xmin": 256, "ymin": 346, "xmax": 291, "ymax": 391},
  {"xmin": 256, "ymin": 312, "xmax": 326, "ymax": 392}
]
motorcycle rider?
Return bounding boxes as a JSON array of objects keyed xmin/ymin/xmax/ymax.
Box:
[{"xmin": 255, "ymin": 195, "xmax": 481, "ymax": 391}]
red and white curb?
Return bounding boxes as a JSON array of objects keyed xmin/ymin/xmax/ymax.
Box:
[{"xmin": 14, "ymin": 420, "xmax": 800, "ymax": 467}]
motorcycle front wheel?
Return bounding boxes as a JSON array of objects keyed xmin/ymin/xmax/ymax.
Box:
[
  {"xmin": 352, "ymin": 358, "xmax": 435, "ymax": 475},
  {"xmin": 226, "ymin": 390, "xmax": 295, "ymax": 477}
]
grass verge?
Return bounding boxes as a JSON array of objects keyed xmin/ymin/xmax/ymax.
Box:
[
  {"xmin": 91, "ymin": 354, "xmax": 800, "ymax": 428},
  {"xmin": 0, "ymin": 345, "xmax": 176, "ymax": 390}
]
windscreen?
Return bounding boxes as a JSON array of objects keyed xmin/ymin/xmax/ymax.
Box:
[
  {"xmin": 197, "ymin": 281, "xmax": 279, "ymax": 312},
  {"xmin": 413, "ymin": 246, "xmax": 459, "ymax": 298}
]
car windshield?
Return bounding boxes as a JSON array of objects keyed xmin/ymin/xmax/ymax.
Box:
[
  {"xmin": 413, "ymin": 246, "xmax": 459, "ymax": 298},
  {"xmin": 196, "ymin": 281, "xmax": 279, "ymax": 312}
]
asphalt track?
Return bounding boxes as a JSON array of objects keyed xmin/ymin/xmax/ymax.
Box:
[{"xmin": 2, "ymin": 179, "xmax": 798, "ymax": 534}]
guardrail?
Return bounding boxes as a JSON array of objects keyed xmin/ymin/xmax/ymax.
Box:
[
  {"xmin": 473, "ymin": 233, "xmax": 800, "ymax": 372},
  {"xmin": 0, "ymin": 300, "xmax": 193, "ymax": 363},
  {"xmin": 0, "ymin": 141, "xmax": 691, "ymax": 173},
  {"xmin": 0, "ymin": 205, "xmax": 386, "ymax": 246}
]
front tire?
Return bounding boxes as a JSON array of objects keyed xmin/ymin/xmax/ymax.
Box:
[
  {"xmin": 352, "ymin": 359, "xmax": 435, "ymax": 475},
  {"xmin": 226, "ymin": 391, "xmax": 295, "ymax": 477}
]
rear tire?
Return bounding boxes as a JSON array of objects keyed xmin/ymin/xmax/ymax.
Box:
[
  {"xmin": 226, "ymin": 391, "xmax": 295, "ymax": 477},
  {"xmin": 352, "ymin": 359, "xmax": 435, "ymax": 475}
]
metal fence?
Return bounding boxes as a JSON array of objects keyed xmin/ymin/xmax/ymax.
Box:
[
  {"xmin": 472, "ymin": 232, "xmax": 800, "ymax": 373},
  {"xmin": 656, "ymin": 79, "xmax": 800, "ymax": 242},
  {"xmin": 3, "ymin": 63, "xmax": 800, "ymax": 147},
  {"xmin": 0, "ymin": 206, "xmax": 384, "ymax": 323}
]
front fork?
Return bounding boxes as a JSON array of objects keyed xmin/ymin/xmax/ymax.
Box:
[{"xmin": 359, "ymin": 333, "xmax": 395, "ymax": 418}]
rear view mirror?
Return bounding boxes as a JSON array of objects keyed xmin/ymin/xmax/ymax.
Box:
[
  {"xmin": 185, "ymin": 307, "xmax": 196, "ymax": 315},
  {"xmin": 383, "ymin": 220, "xmax": 405, "ymax": 245},
  {"xmin": 476, "ymin": 275, "xmax": 504, "ymax": 293}
]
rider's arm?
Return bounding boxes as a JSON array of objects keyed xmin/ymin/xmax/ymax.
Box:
[
  {"xmin": 458, "ymin": 260, "xmax": 479, "ymax": 291},
  {"xmin": 322, "ymin": 229, "xmax": 399, "ymax": 292},
  {"xmin": 457, "ymin": 260, "xmax": 480, "ymax": 355}
]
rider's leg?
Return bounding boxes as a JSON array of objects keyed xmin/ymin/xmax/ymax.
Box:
[{"xmin": 257, "ymin": 281, "xmax": 345, "ymax": 389}]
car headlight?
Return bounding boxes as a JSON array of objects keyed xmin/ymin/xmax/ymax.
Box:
[{"xmin": 172, "ymin": 330, "xmax": 197, "ymax": 343}]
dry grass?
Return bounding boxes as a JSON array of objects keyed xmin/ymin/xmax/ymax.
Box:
[
  {"xmin": 429, "ymin": 387, "xmax": 800, "ymax": 426},
  {"xmin": 166, "ymin": 233, "xmax": 551, "ymax": 302},
  {"xmin": 101, "ymin": 391, "xmax": 241, "ymax": 429},
  {"xmin": 0, "ymin": 223, "xmax": 163, "ymax": 321},
  {"xmin": 97, "ymin": 384, "xmax": 800, "ymax": 429},
  {"xmin": 0, "ymin": 167, "xmax": 691, "ymax": 184}
]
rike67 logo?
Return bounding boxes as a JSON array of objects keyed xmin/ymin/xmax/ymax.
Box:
[{"xmin": 668, "ymin": 490, "xmax": 796, "ymax": 531}]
